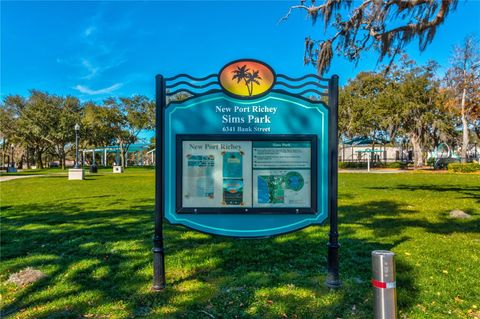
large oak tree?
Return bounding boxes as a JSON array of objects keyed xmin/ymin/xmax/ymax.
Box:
[{"xmin": 444, "ymin": 36, "xmax": 480, "ymax": 162}]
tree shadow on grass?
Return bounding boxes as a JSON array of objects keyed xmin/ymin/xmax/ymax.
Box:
[
  {"xmin": 367, "ymin": 184, "xmax": 480, "ymax": 204},
  {"xmin": 0, "ymin": 197, "xmax": 425, "ymax": 319},
  {"xmin": 341, "ymin": 198, "xmax": 480, "ymax": 237},
  {"xmin": 17, "ymin": 186, "xmax": 480, "ymax": 318},
  {"xmin": 1, "ymin": 201, "xmax": 154, "ymax": 317}
]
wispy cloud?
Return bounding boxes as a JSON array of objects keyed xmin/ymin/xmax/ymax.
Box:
[
  {"xmin": 56, "ymin": 7, "xmax": 138, "ymax": 96},
  {"xmin": 56, "ymin": 9, "xmax": 127, "ymax": 82},
  {"xmin": 84, "ymin": 26, "xmax": 96, "ymax": 37},
  {"xmin": 57, "ymin": 56, "xmax": 125, "ymax": 81},
  {"xmin": 80, "ymin": 59, "xmax": 100, "ymax": 79},
  {"xmin": 74, "ymin": 83, "xmax": 123, "ymax": 95}
]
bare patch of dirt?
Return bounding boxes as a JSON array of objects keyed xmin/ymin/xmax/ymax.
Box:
[{"xmin": 7, "ymin": 267, "xmax": 46, "ymax": 286}]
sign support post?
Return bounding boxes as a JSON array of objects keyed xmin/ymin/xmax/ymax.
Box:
[
  {"xmin": 326, "ymin": 75, "xmax": 341, "ymax": 288},
  {"xmin": 153, "ymin": 74, "xmax": 166, "ymax": 291}
]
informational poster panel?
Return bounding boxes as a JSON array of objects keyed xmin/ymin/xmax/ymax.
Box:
[
  {"xmin": 177, "ymin": 135, "xmax": 316, "ymax": 214},
  {"xmin": 181, "ymin": 141, "xmax": 252, "ymax": 208},
  {"xmin": 252, "ymin": 141, "xmax": 311, "ymax": 208}
]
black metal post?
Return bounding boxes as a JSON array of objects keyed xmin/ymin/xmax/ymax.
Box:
[
  {"xmin": 10, "ymin": 145, "xmax": 14, "ymax": 168},
  {"xmin": 326, "ymin": 74, "xmax": 341, "ymax": 288},
  {"xmin": 153, "ymin": 74, "xmax": 166, "ymax": 290}
]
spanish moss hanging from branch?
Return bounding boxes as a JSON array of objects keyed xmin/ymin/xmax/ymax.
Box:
[{"xmin": 280, "ymin": 0, "xmax": 458, "ymax": 75}]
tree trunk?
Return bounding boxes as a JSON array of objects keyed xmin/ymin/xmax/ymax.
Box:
[
  {"xmin": 371, "ymin": 142, "xmax": 375, "ymax": 167},
  {"xmin": 1, "ymin": 138, "xmax": 4, "ymax": 167},
  {"xmin": 120, "ymin": 141, "xmax": 125, "ymax": 168},
  {"xmin": 28, "ymin": 148, "xmax": 32, "ymax": 169},
  {"xmin": 19, "ymin": 154, "xmax": 24, "ymax": 169},
  {"xmin": 36, "ymin": 150, "xmax": 44, "ymax": 169},
  {"xmin": 410, "ymin": 133, "xmax": 423, "ymax": 169},
  {"xmin": 461, "ymin": 86, "xmax": 468, "ymax": 163},
  {"xmin": 60, "ymin": 148, "xmax": 66, "ymax": 170}
]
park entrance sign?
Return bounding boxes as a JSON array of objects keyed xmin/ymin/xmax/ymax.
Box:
[{"xmin": 153, "ymin": 59, "xmax": 340, "ymax": 289}]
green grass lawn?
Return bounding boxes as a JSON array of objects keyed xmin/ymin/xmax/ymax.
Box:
[
  {"xmin": 1, "ymin": 170, "xmax": 479, "ymax": 318},
  {"xmin": 0, "ymin": 166, "xmax": 155, "ymax": 177}
]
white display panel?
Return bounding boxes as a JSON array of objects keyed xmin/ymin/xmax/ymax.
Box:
[{"xmin": 182, "ymin": 141, "xmax": 252, "ymax": 208}]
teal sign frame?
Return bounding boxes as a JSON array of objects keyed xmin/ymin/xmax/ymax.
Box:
[
  {"xmin": 153, "ymin": 59, "xmax": 340, "ymax": 290},
  {"xmin": 164, "ymin": 92, "xmax": 328, "ymax": 236}
]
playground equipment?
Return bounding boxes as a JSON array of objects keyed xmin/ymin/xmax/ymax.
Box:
[{"xmin": 430, "ymin": 143, "xmax": 460, "ymax": 169}]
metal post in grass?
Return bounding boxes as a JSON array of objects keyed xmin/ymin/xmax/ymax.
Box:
[
  {"xmin": 152, "ymin": 74, "xmax": 166, "ymax": 291},
  {"xmin": 68, "ymin": 123, "xmax": 84, "ymax": 180},
  {"xmin": 372, "ymin": 250, "xmax": 397, "ymax": 319},
  {"xmin": 10, "ymin": 144, "xmax": 15, "ymax": 168},
  {"xmin": 326, "ymin": 74, "xmax": 341, "ymax": 288}
]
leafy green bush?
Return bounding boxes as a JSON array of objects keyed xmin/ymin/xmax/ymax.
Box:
[
  {"xmin": 384, "ymin": 162, "xmax": 407, "ymax": 169},
  {"xmin": 339, "ymin": 162, "xmax": 367, "ymax": 169},
  {"xmin": 447, "ymin": 162, "xmax": 480, "ymax": 173},
  {"xmin": 338, "ymin": 161, "xmax": 406, "ymax": 169},
  {"xmin": 427, "ymin": 157, "xmax": 435, "ymax": 167}
]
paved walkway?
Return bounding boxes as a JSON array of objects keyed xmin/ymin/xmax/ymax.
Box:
[{"xmin": 0, "ymin": 175, "xmax": 42, "ymax": 182}]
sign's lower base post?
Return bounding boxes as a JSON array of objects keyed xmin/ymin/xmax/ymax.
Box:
[
  {"xmin": 152, "ymin": 236, "xmax": 166, "ymax": 291},
  {"xmin": 326, "ymin": 231, "xmax": 341, "ymax": 288},
  {"xmin": 326, "ymin": 74, "xmax": 340, "ymax": 289}
]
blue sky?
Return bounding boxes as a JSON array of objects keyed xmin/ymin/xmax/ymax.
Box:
[{"xmin": 1, "ymin": 1, "xmax": 480, "ymax": 102}]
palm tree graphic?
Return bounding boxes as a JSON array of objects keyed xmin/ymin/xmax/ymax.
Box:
[{"xmin": 231, "ymin": 65, "xmax": 262, "ymax": 96}]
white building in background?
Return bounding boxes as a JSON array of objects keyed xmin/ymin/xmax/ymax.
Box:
[{"xmin": 339, "ymin": 137, "xmax": 410, "ymax": 163}]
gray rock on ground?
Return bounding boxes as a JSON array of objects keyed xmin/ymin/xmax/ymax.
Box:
[{"xmin": 449, "ymin": 209, "xmax": 471, "ymax": 219}]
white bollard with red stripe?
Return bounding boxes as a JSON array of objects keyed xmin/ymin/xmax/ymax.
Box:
[{"xmin": 372, "ymin": 250, "xmax": 397, "ymax": 319}]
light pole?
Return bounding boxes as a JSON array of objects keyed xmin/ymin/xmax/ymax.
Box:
[
  {"xmin": 74, "ymin": 123, "xmax": 80, "ymax": 168},
  {"xmin": 10, "ymin": 144, "xmax": 15, "ymax": 168},
  {"xmin": 68, "ymin": 123, "xmax": 84, "ymax": 180}
]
